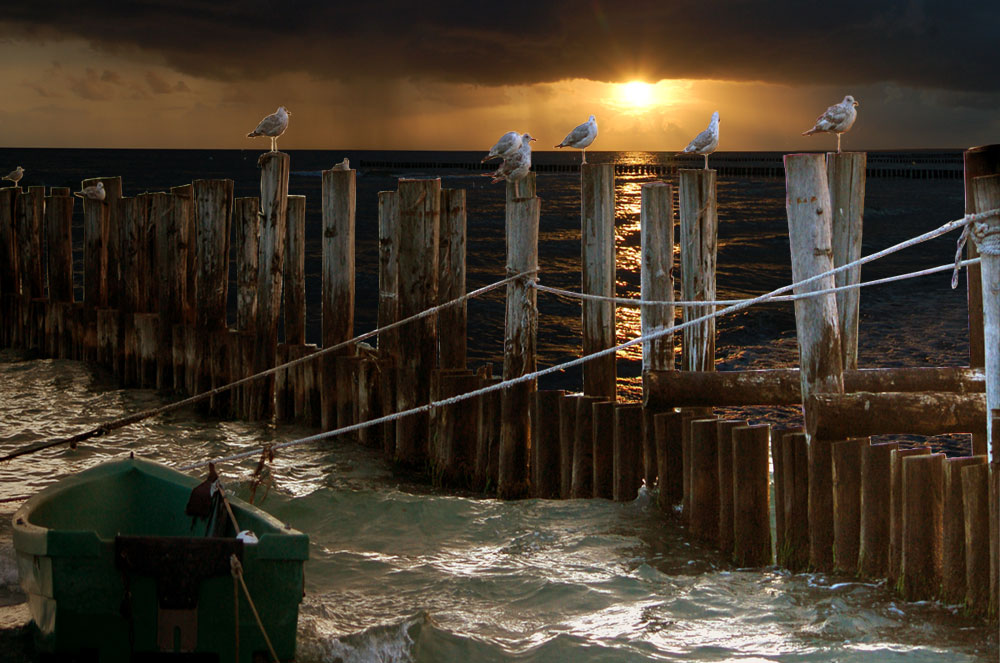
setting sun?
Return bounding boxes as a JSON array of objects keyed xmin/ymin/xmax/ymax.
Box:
[{"xmin": 620, "ymin": 81, "xmax": 655, "ymax": 110}]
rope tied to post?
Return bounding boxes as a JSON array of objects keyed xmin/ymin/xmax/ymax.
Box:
[{"xmin": 952, "ymin": 207, "xmax": 1000, "ymax": 288}]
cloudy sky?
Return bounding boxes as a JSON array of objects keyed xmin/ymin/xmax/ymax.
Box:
[{"xmin": 0, "ymin": 1, "xmax": 997, "ymax": 151}]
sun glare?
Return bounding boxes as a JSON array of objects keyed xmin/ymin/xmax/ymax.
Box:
[{"xmin": 620, "ymin": 81, "xmax": 655, "ymax": 110}]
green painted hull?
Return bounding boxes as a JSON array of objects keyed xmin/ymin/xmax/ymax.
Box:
[{"xmin": 12, "ymin": 457, "xmax": 308, "ymax": 662}]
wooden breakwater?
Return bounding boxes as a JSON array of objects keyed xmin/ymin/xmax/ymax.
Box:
[{"xmin": 1, "ymin": 145, "xmax": 999, "ymax": 619}]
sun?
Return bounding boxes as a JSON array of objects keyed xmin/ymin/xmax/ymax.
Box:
[{"xmin": 620, "ymin": 81, "xmax": 655, "ymax": 110}]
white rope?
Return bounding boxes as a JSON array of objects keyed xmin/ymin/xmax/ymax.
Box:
[
  {"xmin": 179, "ymin": 211, "xmax": 978, "ymax": 473},
  {"xmin": 533, "ymin": 258, "xmax": 983, "ymax": 308}
]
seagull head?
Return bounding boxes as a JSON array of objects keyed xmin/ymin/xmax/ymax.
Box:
[
  {"xmin": 279, "ymin": 106, "xmax": 290, "ymax": 116},
  {"xmin": 844, "ymin": 95, "xmax": 858, "ymax": 108},
  {"xmin": 522, "ymin": 133, "xmax": 536, "ymax": 144},
  {"xmin": 589, "ymin": 115, "xmax": 597, "ymax": 122},
  {"xmin": 710, "ymin": 111, "xmax": 720, "ymax": 124},
  {"xmin": 96, "ymin": 182, "xmax": 105, "ymax": 190}
]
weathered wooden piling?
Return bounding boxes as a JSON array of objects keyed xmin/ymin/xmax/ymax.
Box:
[
  {"xmin": 592, "ymin": 399, "xmax": 616, "ymax": 499},
  {"xmin": 533, "ymin": 390, "xmax": 565, "ymax": 498},
  {"xmin": 572, "ymin": 395, "xmax": 604, "ymax": 498},
  {"xmin": 889, "ymin": 447, "xmax": 931, "ymax": 585},
  {"xmin": 781, "ymin": 430, "xmax": 810, "ymax": 571},
  {"xmin": 827, "ymin": 152, "xmax": 866, "ymax": 370},
  {"xmin": 474, "ymin": 374, "xmax": 502, "ymax": 492},
  {"xmin": 559, "ymin": 394, "xmax": 581, "ymax": 498},
  {"xmin": 807, "ymin": 437, "xmax": 835, "ymax": 570},
  {"xmin": 613, "ymin": 404, "xmax": 643, "ymax": 502},
  {"xmin": 431, "ymin": 371, "xmax": 480, "ymax": 487},
  {"xmin": 942, "ymin": 455, "xmax": 987, "ymax": 604},
  {"xmin": 394, "ymin": 178, "xmax": 439, "ymax": 465},
  {"xmin": 640, "ymin": 181, "xmax": 675, "ymax": 373},
  {"xmin": 322, "ymin": 167, "xmax": 356, "ymax": 433},
  {"xmin": 679, "ymin": 169, "xmax": 717, "ymax": 372},
  {"xmin": 832, "ymin": 438, "xmax": 866, "ymax": 574},
  {"xmin": 716, "ymin": 419, "xmax": 747, "ymax": 552},
  {"xmin": 231, "ymin": 197, "xmax": 259, "ymax": 416},
  {"xmin": 858, "ymin": 441, "xmax": 898, "ymax": 578},
  {"xmin": 732, "ymin": 424, "xmax": 771, "ymax": 566},
  {"xmin": 377, "ymin": 190, "xmax": 400, "ymax": 453},
  {"xmin": 16, "ymin": 187, "xmax": 44, "ymax": 303},
  {"xmin": 689, "ymin": 418, "xmax": 720, "ymax": 541},
  {"xmin": 499, "ymin": 176, "xmax": 539, "ymax": 499},
  {"xmin": 653, "ymin": 410, "xmax": 684, "ymax": 509},
  {"xmin": 771, "ymin": 428, "xmax": 788, "ymax": 560},
  {"xmin": 961, "ymin": 462, "xmax": 990, "ymax": 614},
  {"xmin": 900, "ymin": 453, "xmax": 944, "ymax": 601},
  {"xmin": 581, "ymin": 163, "xmax": 616, "ymax": 399},
  {"xmin": 252, "ymin": 155, "xmax": 287, "ymax": 418},
  {"xmin": 963, "ymin": 145, "xmax": 1000, "ymax": 372},
  {"xmin": 44, "ymin": 188, "xmax": 73, "ymax": 304},
  {"xmin": 972, "ymin": 175, "xmax": 1000, "ymax": 460},
  {"xmin": 808, "ymin": 391, "xmax": 985, "ymax": 439},
  {"xmin": 439, "ymin": 188, "xmax": 467, "ymax": 369},
  {"xmin": 284, "ymin": 195, "xmax": 307, "ymax": 346}
]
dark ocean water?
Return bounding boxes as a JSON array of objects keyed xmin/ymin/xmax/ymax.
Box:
[{"xmin": 0, "ymin": 148, "xmax": 995, "ymax": 662}]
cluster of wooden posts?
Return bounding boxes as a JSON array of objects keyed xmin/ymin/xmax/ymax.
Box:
[{"xmin": 1, "ymin": 145, "xmax": 999, "ymax": 618}]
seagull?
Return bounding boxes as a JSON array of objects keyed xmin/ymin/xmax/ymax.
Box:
[
  {"xmin": 482, "ymin": 131, "xmax": 521, "ymax": 163},
  {"xmin": 2, "ymin": 166, "xmax": 23, "ymax": 187},
  {"xmin": 247, "ymin": 106, "xmax": 290, "ymax": 152},
  {"xmin": 554, "ymin": 115, "xmax": 598, "ymax": 163},
  {"xmin": 802, "ymin": 95, "xmax": 859, "ymax": 153},
  {"xmin": 74, "ymin": 181, "xmax": 106, "ymax": 201},
  {"xmin": 332, "ymin": 157, "xmax": 350, "ymax": 171},
  {"xmin": 488, "ymin": 133, "xmax": 535, "ymax": 197},
  {"xmin": 678, "ymin": 111, "xmax": 720, "ymax": 170}
]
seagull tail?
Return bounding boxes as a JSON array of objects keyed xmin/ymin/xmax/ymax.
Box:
[
  {"xmin": 801, "ymin": 128, "xmax": 817, "ymax": 136},
  {"xmin": 481, "ymin": 155, "xmax": 498, "ymax": 163},
  {"xmin": 554, "ymin": 143, "xmax": 565, "ymax": 149},
  {"xmin": 247, "ymin": 131, "xmax": 260, "ymax": 138}
]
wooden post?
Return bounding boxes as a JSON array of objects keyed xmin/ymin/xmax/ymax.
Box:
[
  {"xmin": 689, "ymin": 418, "xmax": 720, "ymax": 541},
  {"xmin": 117, "ymin": 197, "xmax": 140, "ymax": 384},
  {"xmin": 640, "ymin": 181, "xmax": 675, "ymax": 373},
  {"xmin": 143, "ymin": 192, "xmax": 166, "ymax": 316},
  {"xmin": 827, "ymin": 152, "xmax": 866, "ymax": 370},
  {"xmin": 653, "ymin": 411, "xmax": 684, "ymax": 509},
  {"xmin": 972, "ymin": 175, "xmax": 1000, "ymax": 461},
  {"xmin": 150, "ymin": 192, "xmax": 178, "ymax": 391},
  {"xmin": 533, "ymin": 390, "xmax": 565, "ymax": 498},
  {"xmin": 679, "ymin": 169, "xmax": 717, "ymax": 372},
  {"xmin": 253, "ymin": 154, "xmax": 287, "ymax": 418},
  {"xmin": 581, "ymin": 163, "xmax": 616, "ymax": 399},
  {"xmin": 171, "ymin": 184, "xmax": 196, "ymax": 325},
  {"xmin": 961, "ymin": 462, "xmax": 990, "ymax": 614},
  {"xmin": 992, "ymin": 455, "xmax": 1000, "ymax": 618},
  {"xmin": 395, "ymin": 178, "xmax": 439, "ymax": 466},
  {"xmin": 134, "ymin": 313, "xmax": 159, "ymax": 388},
  {"xmin": 82, "ymin": 183, "xmax": 109, "ymax": 311},
  {"xmin": 732, "ymin": 424, "xmax": 771, "ymax": 567},
  {"xmin": 17, "ymin": 186, "xmax": 44, "ymax": 301},
  {"xmin": 592, "ymin": 399, "xmax": 616, "ymax": 499},
  {"xmin": 560, "ymin": 394, "xmax": 578, "ymax": 498},
  {"xmin": 439, "ymin": 188, "xmax": 467, "ymax": 369},
  {"xmin": 680, "ymin": 409, "xmax": 699, "ymax": 522},
  {"xmin": 832, "ymin": 438, "xmax": 866, "ymax": 574},
  {"xmin": 284, "ymin": 194, "xmax": 307, "ymax": 346},
  {"xmin": 614, "ymin": 404, "xmax": 643, "ymax": 502},
  {"xmin": 889, "ymin": 447, "xmax": 931, "ymax": 585},
  {"xmin": 900, "ymin": 453, "xmax": 944, "ymax": 601},
  {"xmin": 572, "ymin": 396, "xmax": 604, "ymax": 498},
  {"xmin": 475, "ymin": 374, "xmax": 502, "ymax": 492},
  {"xmin": 234, "ymin": 198, "xmax": 259, "ymax": 333},
  {"xmin": 336, "ymin": 353, "xmax": 361, "ymax": 435},
  {"xmin": 432, "ymin": 372, "xmax": 480, "ymax": 487},
  {"xmin": 322, "ymin": 167, "xmax": 356, "ymax": 430},
  {"xmin": 781, "ymin": 430, "xmax": 810, "ymax": 571},
  {"xmin": 499, "ymin": 178, "xmax": 539, "ymax": 499},
  {"xmin": 716, "ymin": 419, "xmax": 747, "ymax": 552},
  {"xmin": 963, "ymin": 145, "xmax": 1000, "ymax": 371},
  {"xmin": 0, "ymin": 186, "xmax": 19, "ymax": 306},
  {"xmin": 858, "ymin": 441, "xmax": 898, "ymax": 578},
  {"xmin": 377, "ymin": 191, "xmax": 400, "ymax": 453},
  {"xmin": 942, "ymin": 455, "xmax": 988, "ymax": 604}
]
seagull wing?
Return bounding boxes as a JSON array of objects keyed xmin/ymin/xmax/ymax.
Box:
[
  {"xmin": 683, "ymin": 126, "xmax": 717, "ymax": 154},
  {"xmin": 249, "ymin": 112, "xmax": 287, "ymax": 137},
  {"xmin": 557, "ymin": 122, "xmax": 592, "ymax": 148}
]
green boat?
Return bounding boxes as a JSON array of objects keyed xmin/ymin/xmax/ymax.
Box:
[{"xmin": 12, "ymin": 456, "xmax": 309, "ymax": 662}]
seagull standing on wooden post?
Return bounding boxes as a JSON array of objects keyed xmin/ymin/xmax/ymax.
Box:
[
  {"xmin": 678, "ymin": 111, "xmax": 720, "ymax": 170},
  {"xmin": 554, "ymin": 115, "xmax": 598, "ymax": 164},
  {"xmin": 3, "ymin": 166, "xmax": 23, "ymax": 187},
  {"xmin": 247, "ymin": 106, "xmax": 290, "ymax": 152},
  {"xmin": 802, "ymin": 95, "xmax": 859, "ymax": 153},
  {"xmin": 482, "ymin": 131, "xmax": 521, "ymax": 163},
  {"xmin": 488, "ymin": 133, "xmax": 535, "ymax": 198}
]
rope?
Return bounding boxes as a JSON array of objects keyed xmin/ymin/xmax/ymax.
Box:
[
  {"xmin": 0, "ymin": 271, "xmax": 533, "ymax": 464},
  {"xmin": 533, "ymin": 258, "xmax": 983, "ymax": 308},
  {"xmin": 179, "ymin": 210, "xmax": 977, "ymax": 473},
  {"xmin": 230, "ymin": 554, "xmax": 280, "ymax": 663}
]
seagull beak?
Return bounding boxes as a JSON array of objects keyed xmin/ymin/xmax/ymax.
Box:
[
  {"xmin": 853, "ymin": 101, "xmax": 859, "ymax": 108},
  {"xmin": 530, "ymin": 137, "xmax": 537, "ymax": 142}
]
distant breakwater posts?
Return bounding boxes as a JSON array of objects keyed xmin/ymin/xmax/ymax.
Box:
[{"xmin": 1, "ymin": 145, "xmax": 999, "ymax": 621}]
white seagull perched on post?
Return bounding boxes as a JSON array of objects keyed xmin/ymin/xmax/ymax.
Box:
[
  {"xmin": 554, "ymin": 115, "xmax": 598, "ymax": 164},
  {"xmin": 488, "ymin": 133, "xmax": 535, "ymax": 197},
  {"xmin": 3, "ymin": 166, "xmax": 23, "ymax": 187},
  {"xmin": 678, "ymin": 111, "xmax": 720, "ymax": 170},
  {"xmin": 802, "ymin": 95, "xmax": 859, "ymax": 153},
  {"xmin": 74, "ymin": 181, "xmax": 106, "ymax": 201},
  {"xmin": 482, "ymin": 131, "xmax": 521, "ymax": 163},
  {"xmin": 247, "ymin": 106, "xmax": 290, "ymax": 152}
]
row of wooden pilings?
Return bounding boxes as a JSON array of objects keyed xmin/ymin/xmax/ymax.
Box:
[{"xmin": 1, "ymin": 146, "xmax": 999, "ymax": 619}]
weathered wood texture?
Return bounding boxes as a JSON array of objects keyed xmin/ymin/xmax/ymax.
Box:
[
  {"xmin": 572, "ymin": 395, "xmax": 604, "ymax": 498},
  {"xmin": 780, "ymin": 431, "xmax": 810, "ymax": 571},
  {"xmin": 322, "ymin": 168, "xmax": 357, "ymax": 430},
  {"xmin": 732, "ymin": 424, "xmax": 771, "ymax": 567},
  {"xmin": 45, "ymin": 188, "xmax": 74, "ymax": 303},
  {"xmin": 532, "ymin": 390, "xmax": 565, "ymax": 498},
  {"xmin": 689, "ymin": 418, "xmax": 720, "ymax": 542},
  {"xmin": 900, "ymin": 453, "xmax": 944, "ymax": 601},
  {"xmin": 972, "ymin": 175, "xmax": 1000, "ymax": 461},
  {"xmin": 807, "ymin": 391, "xmax": 986, "ymax": 439},
  {"xmin": 942, "ymin": 455, "xmax": 987, "ymax": 604},
  {"xmin": 961, "ymin": 462, "xmax": 990, "ymax": 614},
  {"xmin": 16, "ymin": 186, "xmax": 44, "ymax": 301},
  {"xmin": 716, "ymin": 419, "xmax": 746, "ymax": 552},
  {"xmin": 233, "ymin": 197, "xmax": 260, "ymax": 332},
  {"xmin": 963, "ymin": 144, "xmax": 1000, "ymax": 369},
  {"xmin": 832, "ymin": 438, "xmax": 866, "ymax": 574},
  {"xmin": 284, "ymin": 194, "xmax": 307, "ymax": 345},
  {"xmin": 808, "ymin": 436, "xmax": 835, "ymax": 571},
  {"xmin": 394, "ymin": 178, "xmax": 439, "ymax": 465},
  {"xmin": 581, "ymin": 163, "xmax": 616, "ymax": 399},
  {"xmin": 653, "ymin": 410, "xmax": 684, "ymax": 509},
  {"xmin": 679, "ymin": 169, "xmax": 717, "ymax": 373},
  {"xmin": 192, "ymin": 179, "xmax": 234, "ymax": 330},
  {"xmin": 888, "ymin": 447, "xmax": 931, "ymax": 586},
  {"xmin": 858, "ymin": 441, "xmax": 898, "ymax": 578},
  {"xmin": 613, "ymin": 404, "xmax": 643, "ymax": 502},
  {"xmin": 640, "ymin": 181, "xmax": 675, "ymax": 372},
  {"xmin": 827, "ymin": 152, "xmax": 866, "ymax": 370},
  {"xmin": 643, "ymin": 366, "xmax": 984, "ymax": 408},
  {"xmin": 499, "ymin": 180, "xmax": 538, "ymax": 499},
  {"xmin": 592, "ymin": 399, "xmax": 616, "ymax": 500},
  {"xmin": 438, "ymin": 188, "xmax": 467, "ymax": 369}
]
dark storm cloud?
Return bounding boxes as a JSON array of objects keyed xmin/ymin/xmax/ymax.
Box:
[{"xmin": 2, "ymin": 1, "xmax": 996, "ymax": 93}]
